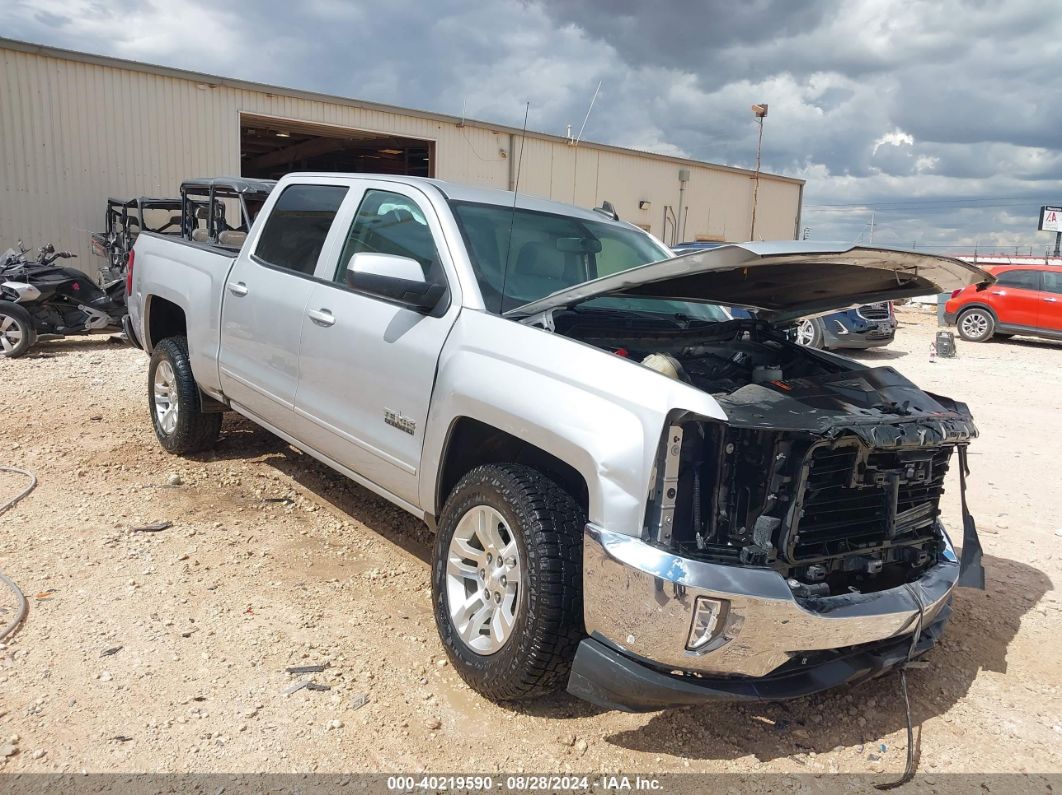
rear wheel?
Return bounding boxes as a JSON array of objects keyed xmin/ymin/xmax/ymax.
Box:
[
  {"xmin": 148, "ymin": 336, "xmax": 221, "ymax": 454},
  {"xmin": 432, "ymin": 464, "xmax": 584, "ymax": 702},
  {"xmin": 0, "ymin": 302, "xmax": 35, "ymax": 359},
  {"xmin": 956, "ymin": 308, "xmax": 994, "ymax": 342},
  {"xmin": 795, "ymin": 318, "xmax": 824, "ymax": 348}
]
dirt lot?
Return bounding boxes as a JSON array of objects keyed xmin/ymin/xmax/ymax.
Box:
[{"xmin": 1, "ymin": 306, "xmax": 1060, "ymax": 780}]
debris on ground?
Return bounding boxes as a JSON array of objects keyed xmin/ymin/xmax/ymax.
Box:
[
  {"xmin": 131, "ymin": 521, "xmax": 172, "ymax": 533},
  {"xmin": 286, "ymin": 664, "xmax": 328, "ymax": 674}
]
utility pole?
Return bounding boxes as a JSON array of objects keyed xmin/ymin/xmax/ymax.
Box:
[
  {"xmin": 868, "ymin": 212, "xmax": 875, "ymax": 244},
  {"xmin": 749, "ymin": 103, "xmax": 768, "ymax": 240}
]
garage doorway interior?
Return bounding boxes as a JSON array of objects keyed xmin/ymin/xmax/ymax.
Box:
[{"xmin": 240, "ymin": 115, "xmax": 433, "ymax": 180}]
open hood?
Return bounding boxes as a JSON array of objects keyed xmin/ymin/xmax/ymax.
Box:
[{"xmin": 507, "ymin": 242, "xmax": 992, "ymax": 324}]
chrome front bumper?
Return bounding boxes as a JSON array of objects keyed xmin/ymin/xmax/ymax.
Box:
[{"xmin": 582, "ymin": 522, "xmax": 958, "ymax": 679}]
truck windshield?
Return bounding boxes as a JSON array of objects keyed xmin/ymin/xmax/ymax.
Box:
[{"xmin": 451, "ymin": 201, "xmax": 676, "ymax": 314}]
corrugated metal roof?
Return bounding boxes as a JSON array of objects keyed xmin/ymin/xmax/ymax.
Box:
[{"xmin": 0, "ymin": 36, "xmax": 804, "ymax": 187}]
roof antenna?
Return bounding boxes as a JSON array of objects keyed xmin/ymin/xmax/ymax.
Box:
[{"xmin": 499, "ymin": 100, "xmax": 530, "ymax": 314}]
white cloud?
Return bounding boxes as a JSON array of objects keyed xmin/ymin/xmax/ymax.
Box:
[{"xmin": 873, "ymin": 130, "xmax": 914, "ymax": 155}]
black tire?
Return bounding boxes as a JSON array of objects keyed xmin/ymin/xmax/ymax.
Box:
[
  {"xmin": 432, "ymin": 464, "xmax": 584, "ymax": 702},
  {"xmin": 956, "ymin": 307, "xmax": 995, "ymax": 342},
  {"xmin": 795, "ymin": 317, "xmax": 825, "ymax": 349},
  {"xmin": 0, "ymin": 301, "xmax": 36, "ymax": 359},
  {"xmin": 147, "ymin": 336, "xmax": 222, "ymax": 454}
]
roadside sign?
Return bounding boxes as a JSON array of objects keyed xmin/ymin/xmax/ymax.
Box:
[{"xmin": 1039, "ymin": 205, "xmax": 1062, "ymax": 232}]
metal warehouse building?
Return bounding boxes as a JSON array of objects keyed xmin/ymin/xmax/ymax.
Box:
[{"xmin": 0, "ymin": 38, "xmax": 803, "ymax": 271}]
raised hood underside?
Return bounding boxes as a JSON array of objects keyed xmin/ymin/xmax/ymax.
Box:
[{"xmin": 510, "ymin": 242, "xmax": 992, "ymax": 323}]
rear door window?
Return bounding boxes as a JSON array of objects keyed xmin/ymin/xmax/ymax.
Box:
[
  {"xmin": 1039, "ymin": 270, "xmax": 1062, "ymax": 294},
  {"xmin": 254, "ymin": 185, "xmax": 348, "ymax": 275},
  {"xmin": 994, "ymin": 270, "xmax": 1041, "ymax": 290}
]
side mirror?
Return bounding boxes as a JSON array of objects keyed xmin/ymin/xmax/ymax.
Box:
[{"xmin": 346, "ymin": 252, "xmax": 446, "ymax": 313}]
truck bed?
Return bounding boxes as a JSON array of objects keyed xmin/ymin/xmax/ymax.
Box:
[{"xmin": 128, "ymin": 232, "xmax": 237, "ymax": 395}]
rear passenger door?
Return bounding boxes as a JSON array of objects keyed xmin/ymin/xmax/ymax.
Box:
[
  {"xmin": 986, "ymin": 269, "xmax": 1042, "ymax": 328},
  {"xmin": 218, "ymin": 182, "xmax": 348, "ymax": 432},
  {"xmin": 293, "ymin": 183, "xmax": 460, "ymax": 507},
  {"xmin": 1038, "ymin": 270, "xmax": 1062, "ymax": 332}
]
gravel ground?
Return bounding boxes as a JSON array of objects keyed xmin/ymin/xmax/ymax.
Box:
[{"xmin": 0, "ymin": 307, "xmax": 1059, "ymax": 780}]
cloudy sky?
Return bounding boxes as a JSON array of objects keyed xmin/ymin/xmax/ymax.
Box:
[{"xmin": 4, "ymin": 0, "xmax": 1061, "ymax": 251}]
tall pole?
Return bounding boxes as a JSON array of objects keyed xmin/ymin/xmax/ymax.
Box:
[{"xmin": 750, "ymin": 114, "xmax": 764, "ymax": 241}]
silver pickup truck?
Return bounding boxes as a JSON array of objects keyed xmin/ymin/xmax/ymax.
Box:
[{"xmin": 127, "ymin": 172, "xmax": 988, "ymax": 712}]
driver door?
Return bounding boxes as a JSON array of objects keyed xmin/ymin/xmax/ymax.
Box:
[{"xmin": 294, "ymin": 183, "xmax": 460, "ymax": 506}]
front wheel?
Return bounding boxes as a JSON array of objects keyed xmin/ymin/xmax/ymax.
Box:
[
  {"xmin": 432, "ymin": 464, "xmax": 584, "ymax": 702},
  {"xmin": 957, "ymin": 308, "xmax": 994, "ymax": 342},
  {"xmin": 795, "ymin": 318, "xmax": 824, "ymax": 348},
  {"xmin": 148, "ymin": 337, "xmax": 221, "ymax": 454},
  {"xmin": 0, "ymin": 302, "xmax": 35, "ymax": 359}
]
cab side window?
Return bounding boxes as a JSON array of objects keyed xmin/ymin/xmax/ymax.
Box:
[
  {"xmin": 334, "ymin": 190, "xmax": 441, "ymax": 283},
  {"xmin": 254, "ymin": 184, "xmax": 348, "ymax": 276},
  {"xmin": 994, "ymin": 270, "xmax": 1041, "ymax": 290}
]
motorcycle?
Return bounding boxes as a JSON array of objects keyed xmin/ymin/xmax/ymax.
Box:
[{"xmin": 0, "ymin": 243, "xmax": 126, "ymax": 358}]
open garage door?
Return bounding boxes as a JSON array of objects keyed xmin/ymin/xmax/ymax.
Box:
[{"xmin": 240, "ymin": 114, "xmax": 433, "ymax": 179}]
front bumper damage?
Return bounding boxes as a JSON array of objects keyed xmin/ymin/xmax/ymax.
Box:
[{"xmin": 567, "ymin": 523, "xmax": 960, "ymax": 712}]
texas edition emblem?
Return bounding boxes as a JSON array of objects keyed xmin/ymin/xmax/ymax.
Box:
[{"xmin": 384, "ymin": 408, "xmax": 416, "ymax": 435}]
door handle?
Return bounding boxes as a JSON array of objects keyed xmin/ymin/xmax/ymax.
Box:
[
  {"xmin": 988, "ymin": 290, "xmax": 1004, "ymax": 295},
  {"xmin": 1044, "ymin": 297, "xmax": 1058, "ymax": 303},
  {"xmin": 307, "ymin": 308, "xmax": 335, "ymax": 327},
  {"xmin": 227, "ymin": 281, "xmax": 249, "ymax": 296}
]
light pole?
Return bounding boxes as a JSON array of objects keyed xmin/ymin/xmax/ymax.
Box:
[{"xmin": 749, "ymin": 103, "xmax": 768, "ymax": 240}]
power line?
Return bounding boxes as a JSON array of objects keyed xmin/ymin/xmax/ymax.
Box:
[{"xmin": 805, "ymin": 196, "xmax": 1044, "ymax": 210}]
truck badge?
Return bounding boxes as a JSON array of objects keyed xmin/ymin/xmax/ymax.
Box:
[{"xmin": 384, "ymin": 409, "xmax": 416, "ymax": 435}]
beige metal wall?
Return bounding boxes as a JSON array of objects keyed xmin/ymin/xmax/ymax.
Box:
[{"xmin": 0, "ymin": 42, "xmax": 803, "ymax": 274}]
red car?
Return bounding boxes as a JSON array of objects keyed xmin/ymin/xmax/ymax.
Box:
[{"xmin": 944, "ymin": 264, "xmax": 1062, "ymax": 342}]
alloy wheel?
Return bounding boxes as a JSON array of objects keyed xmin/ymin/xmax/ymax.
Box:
[
  {"xmin": 795, "ymin": 319, "xmax": 816, "ymax": 346},
  {"xmin": 445, "ymin": 505, "xmax": 521, "ymax": 655},
  {"xmin": 0, "ymin": 314, "xmax": 23, "ymax": 355},
  {"xmin": 960, "ymin": 311, "xmax": 989, "ymax": 339},
  {"xmin": 153, "ymin": 359, "xmax": 179, "ymax": 434}
]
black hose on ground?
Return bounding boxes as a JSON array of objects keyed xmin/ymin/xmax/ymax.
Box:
[
  {"xmin": 874, "ymin": 582, "xmax": 927, "ymax": 790},
  {"xmin": 0, "ymin": 465, "xmax": 37, "ymax": 642}
]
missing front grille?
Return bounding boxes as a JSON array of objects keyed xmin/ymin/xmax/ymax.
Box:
[{"xmin": 784, "ymin": 441, "xmax": 952, "ymax": 567}]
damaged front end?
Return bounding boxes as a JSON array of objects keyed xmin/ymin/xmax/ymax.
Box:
[
  {"xmin": 651, "ymin": 365, "xmax": 977, "ymax": 599},
  {"xmin": 553, "ymin": 313, "xmax": 978, "ymax": 596},
  {"xmin": 561, "ymin": 316, "xmax": 982, "ymax": 711}
]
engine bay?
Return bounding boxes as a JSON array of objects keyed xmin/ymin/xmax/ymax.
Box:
[
  {"xmin": 551, "ymin": 312, "xmax": 847, "ymax": 396},
  {"xmin": 550, "ymin": 308, "xmax": 978, "ymax": 597}
]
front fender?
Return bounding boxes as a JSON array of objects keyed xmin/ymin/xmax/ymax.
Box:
[{"xmin": 420, "ymin": 311, "xmax": 726, "ymax": 535}]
